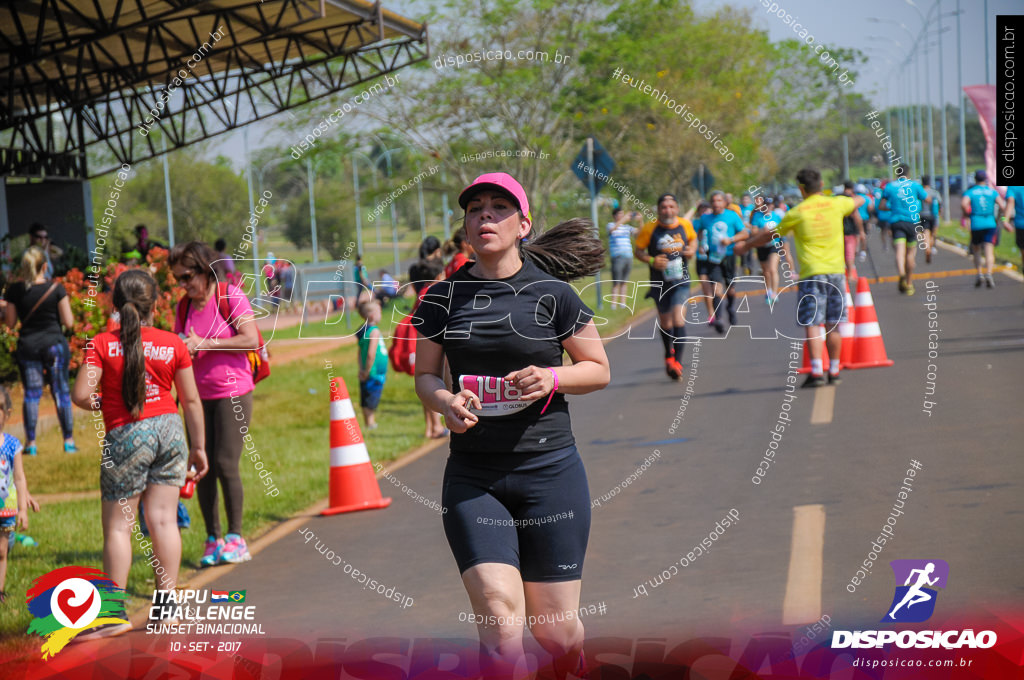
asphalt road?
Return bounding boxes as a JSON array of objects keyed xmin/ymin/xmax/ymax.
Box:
[{"xmin": 24, "ymin": 235, "xmax": 1023, "ymax": 678}]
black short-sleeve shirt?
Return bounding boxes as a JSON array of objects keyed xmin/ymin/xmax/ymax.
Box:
[{"xmin": 415, "ymin": 258, "xmax": 594, "ymax": 454}]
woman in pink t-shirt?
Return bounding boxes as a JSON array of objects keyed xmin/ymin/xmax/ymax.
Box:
[{"xmin": 170, "ymin": 241, "xmax": 260, "ymax": 567}]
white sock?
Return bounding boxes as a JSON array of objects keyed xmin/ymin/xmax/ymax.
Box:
[
  {"xmin": 810, "ymin": 359, "xmax": 823, "ymax": 376},
  {"xmin": 830, "ymin": 360, "xmax": 841, "ymax": 375}
]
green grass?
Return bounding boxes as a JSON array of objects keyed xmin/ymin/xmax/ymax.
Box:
[
  {"xmin": 1, "ymin": 255, "xmax": 657, "ymax": 644},
  {"xmin": 936, "ymin": 221, "xmax": 1021, "ymax": 267},
  {"xmin": 1, "ymin": 345, "xmax": 424, "ymax": 641}
]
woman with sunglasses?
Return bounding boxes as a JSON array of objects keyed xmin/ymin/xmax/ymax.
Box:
[
  {"xmin": 169, "ymin": 241, "xmax": 260, "ymax": 567},
  {"xmin": 415, "ymin": 173, "xmax": 610, "ymax": 678}
]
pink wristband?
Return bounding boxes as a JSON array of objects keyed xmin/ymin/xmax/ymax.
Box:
[{"xmin": 539, "ymin": 368, "xmax": 558, "ymax": 415}]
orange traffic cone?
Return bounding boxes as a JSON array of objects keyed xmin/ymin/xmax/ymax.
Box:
[
  {"xmin": 321, "ymin": 377, "xmax": 392, "ymax": 516},
  {"xmin": 846, "ymin": 277, "xmax": 894, "ymax": 369},
  {"xmin": 839, "ymin": 278, "xmax": 856, "ymax": 367},
  {"xmin": 797, "ymin": 340, "xmax": 829, "ymax": 374}
]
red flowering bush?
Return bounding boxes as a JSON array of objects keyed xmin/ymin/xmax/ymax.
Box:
[{"xmin": 0, "ymin": 248, "xmax": 184, "ymax": 383}]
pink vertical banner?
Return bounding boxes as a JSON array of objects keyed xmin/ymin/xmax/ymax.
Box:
[{"xmin": 963, "ymin": 84, "xmax": 1005, "ymax": 195}]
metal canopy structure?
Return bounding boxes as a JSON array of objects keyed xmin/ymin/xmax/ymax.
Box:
[{"xmin": 1, "ymin": 0, "xmax": 429, "ymax": 179}]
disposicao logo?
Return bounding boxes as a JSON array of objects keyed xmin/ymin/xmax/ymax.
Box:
[
  {"xmin": 832, "ymin": 559, "xmax": 997, "ymax": 650},
  {"xmin": 26, "ymin": 566, "xmax": 128, "ymax": 658},
  {"xmin": 882, "ymin": 559, "xmax": 948, "ymax": 623}
]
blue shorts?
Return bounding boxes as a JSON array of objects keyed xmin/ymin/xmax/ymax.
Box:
[
  {"xmin": 360, "ymin": 378, "xmax": 385, "ymax": 410},
  {"xmin": 797, "ymin": 274, "xmax": 847, "ymax": 328},
  {"xmin": 653, "ymin": 280, "xmax": 691, "ymax": 314},
  {"xmin": 442, "ymin": 445, "xmax": 590, "ymax": 582},
  {"xmin": 970, "ymin": 228, "xmax": 997, "ymax": 246}
]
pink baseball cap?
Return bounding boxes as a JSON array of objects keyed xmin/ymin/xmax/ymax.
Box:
[{"xmin": 458, "ymin": 172, "xmax": 530, "ymax": 219}]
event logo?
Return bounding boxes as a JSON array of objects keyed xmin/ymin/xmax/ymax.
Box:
[
  {"xmin": 26, "ymin": 566, "xmax": 128, "ymax": 659},
  {"xmin": 882, "ymin": 559, "xmax": 948, "ymax": 623}
]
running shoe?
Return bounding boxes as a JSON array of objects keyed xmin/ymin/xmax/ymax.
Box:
[
  {"xmin": 664, "ymin": 358, "xmax": 682, "ymax": 380},
  {"xmin": 828, "ymin": 372, "xmax": 842, "ymax": 385},
  {"xmin": 200, "ymin": 536, "xmax": 224, "ymax": 567},
  {"xmin": 905, "ymin": 283, "xmax": 915, "ymax": 295},
  {"xmin": 986, "ymin": 275, "xmax": 995, "ymax": 288},
  {"xmin": 713, "ymin": 318, "xmax": 724, "ymax": 334},
  {"xmin": 801, "ymin": 374, "xmax": 826, "ymax": 389},
  {"xmin": 25, "ymin": 445, "xmax": 36, "ymax": 456},
  {"xmin": 64, "ymin": 441, "xmax": 77, "ymax": 454},
  {"xmin": 897, "ymin": 277, "xmax": 907, "ymax": 293},
  {"xmin": 219, "ymin": 534, "xmax": 251, "ymax": 564},
  {"xmin": 728, "ymin": 309, "xmax": 737, "ymax": 326},
  {"xmin": 975, "ymin": 276, "xmax": 983, "ymax": 288}
]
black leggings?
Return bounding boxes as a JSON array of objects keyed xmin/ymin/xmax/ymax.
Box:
[{"xmin": 198, "ymin": 392, "xmax": 252, "ymax": 537}]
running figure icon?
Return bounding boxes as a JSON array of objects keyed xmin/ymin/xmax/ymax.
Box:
[{"xmin": 887, "ymin": 562, "xmax": 940, "ymax": 620}]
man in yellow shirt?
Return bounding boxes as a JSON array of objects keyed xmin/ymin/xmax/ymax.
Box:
[
  {"xmin": 634, "ymin": 194, "xmax": 697, "ymax": 380},
  {"xmin": 741, "ymin": 169, "xmax": 862, "ymax": 387}
]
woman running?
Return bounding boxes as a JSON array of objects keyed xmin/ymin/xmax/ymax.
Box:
[
  {"xmin": 750, "ymin": 194, "xmax": 782, "ymax": 303},
  {"xmin": 414, "ymin": 173, "xmax": 610, "ymax": 678}
]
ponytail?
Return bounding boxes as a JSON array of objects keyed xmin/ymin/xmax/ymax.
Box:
[
  {"xmin": 521, "ymin": 218, "xmax": 605, "ymax": 282},
  {"xmin": 111, "ymin": 269, "xmax": 158, "ymax": 419},
  {"xmin": 120, "ymin": 301, "xmax": 146, "ymax": 418}
]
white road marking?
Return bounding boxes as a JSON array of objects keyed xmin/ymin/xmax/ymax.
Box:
[
  {"xmin": 782, "ymin": 504, "xmax": 825, "ymax": 625},
  {"xmin": 810, "ymin": 385, "xmax": 835, "ymax": 424}
]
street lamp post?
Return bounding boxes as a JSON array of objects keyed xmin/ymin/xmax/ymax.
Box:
[{"xmin": 956, "ymin": 0, "xmax": 967, "ymax": 192}]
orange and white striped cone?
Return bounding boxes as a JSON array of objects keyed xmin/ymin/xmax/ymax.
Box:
[
  {"xmin": 846, "ymin": 277, "xmax": 894, "ymax": 369},
  {"xmin": 797, "ymin": 340, "xmax": 830, "ymax": 374},
  {"xmin": 321, "ymin": 377, "xmax": 392, "ymax": 516},
  {"xmin": 839, "ymin": 278, "xmax": 856, "ymax": 368}
]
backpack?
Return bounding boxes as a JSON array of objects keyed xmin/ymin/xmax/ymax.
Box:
[
  {"xmin": 175, "ymin": 282, "xmax": 271, "ymax": 384},
  {"xmin": 389, "ymin": 290, "xmax": 429, "ymax": 376},
  {"xmin": 389, "ymin": 309, "xmax": 417, "ymax": 376}
]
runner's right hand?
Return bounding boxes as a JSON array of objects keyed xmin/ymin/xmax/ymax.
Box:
[
  {"xmin": 651, "ymin": 254, "xmax": 668, "ymax": 271},
  {"xmin": 444, "ymin": 390, "xmax": 481, "ymax": 433}
]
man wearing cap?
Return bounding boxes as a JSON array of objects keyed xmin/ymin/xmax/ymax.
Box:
[{"xmin": 961, "ymin": 170, "xmax": 1006, "ymax": 288}]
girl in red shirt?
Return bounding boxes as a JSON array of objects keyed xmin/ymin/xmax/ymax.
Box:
[{"xmin": 72, "ymin": 270, "xmax": 207, "ymax": 631}]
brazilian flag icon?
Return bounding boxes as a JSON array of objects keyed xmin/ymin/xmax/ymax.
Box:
[{"xmin": 228, "ymin": 591, "xmax": 246, "ymax": 603}]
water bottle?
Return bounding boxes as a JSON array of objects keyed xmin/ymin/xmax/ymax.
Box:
[{"xmin": 180, "ymin": 467, "xmax": 197, "ymax": 499}]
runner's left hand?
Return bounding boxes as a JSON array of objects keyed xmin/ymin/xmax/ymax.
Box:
[{"xmin": 504, "ymin": 366, "xmax": 554, "ymax": 401}]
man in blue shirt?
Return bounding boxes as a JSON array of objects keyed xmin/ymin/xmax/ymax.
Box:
[
  {"xmin": 961, "ymin": 170, "xmax": 1007, "ymax": 288},
  {"xmin": 696, "ymin": 191, "xmax": 749, "ymax": 331},
  {"xmin": 606, "ymin": 207, "xmax": 639, "ymax": 308},
  {"xmin": 1004, "ymin": 184, "xmax": 1024, "ymax": 282},
  {"xmin": 879, "ymin": 164, "xmax": 928, "ymax": 295}
]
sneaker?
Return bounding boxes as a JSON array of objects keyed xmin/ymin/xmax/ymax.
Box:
[
  {"xmin": 905, "ymin": 283, "xmax": 915, "ymax": 295},
  {"xmin": 219, "ymin": 533, "xmax": 251, "ymax": 564},
  {"xmin": 986, "ymin": 275, "xmax": 995, "ymax": 289},
  {"xmin": 975, "ymin": 276, "xmax": 984, "ymax": 288},
  {"xmin": 713, "ymin": 319, "xmax": 724, "ymax": 334},
  {"xmin": 897, "ymin": 277, "xmax": 907, "ymax": 293},
  {"xmin": 727, "ymin": 310, "xmax": 737, "ymax": 326},
  {"xmin": 64, "ymin": 441, "xmax": 77, "ymax": 454},
  {"xmin": 707, "ymin": 314, "xmax": 716, "ymax": 327},
  {"xmin": 669, "ymin": 358, "xmax": 684, "ymax": 380},
  {"xmin": 200, "ymin": 536, "xmax": 224, "ymax": 567},
  {"xmin": 828, "ymin": 372, "xmax": 842, "ymax": 385},
  {"xmin": 76, "ymin": 622, "xmax": 132, "ymax": 640},
  {"xmin": 25, "ymin": 445, "xmax": 36, "ymax": 456},
  {"xmin": 664, "ymin": 358, "xmax": 682, "ymax": 380},
  {"xmin": 801, "ymin": 374, "xmax": 826, "ymax": 389}
]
